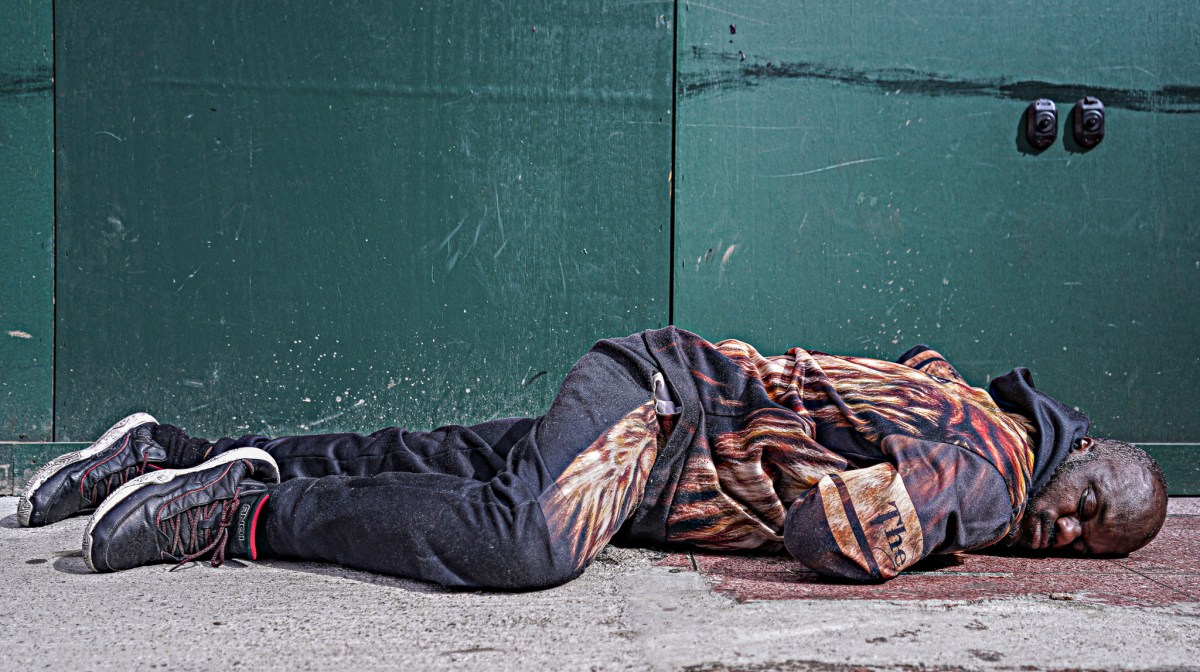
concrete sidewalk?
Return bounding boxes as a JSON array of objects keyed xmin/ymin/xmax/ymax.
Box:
[{"xmin": 0, "ymin": 497, "xmax": 1196, "ymax": 672}]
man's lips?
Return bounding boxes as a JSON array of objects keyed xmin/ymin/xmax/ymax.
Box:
[{"xmin": 1030, "ymin": 516, "xmax": 1048, "ymax": 550}]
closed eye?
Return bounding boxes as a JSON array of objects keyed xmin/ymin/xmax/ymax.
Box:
[{"xmin": 1080, "ymin": 485, "xmax": 1098, "ymax": 519}]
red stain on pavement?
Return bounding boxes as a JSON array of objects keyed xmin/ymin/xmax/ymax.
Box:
[{"xmin": 659, "ymin": 499, "xmax": 1200, "ymax": 607}]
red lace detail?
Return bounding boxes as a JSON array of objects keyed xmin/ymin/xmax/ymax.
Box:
[
  {"xmin": 164, "ymin": 490, "xmax": 242, "ymax": 571},
  {"xmin": 82, "ymin": 441, "xmax": 155, "ymax": 505}
]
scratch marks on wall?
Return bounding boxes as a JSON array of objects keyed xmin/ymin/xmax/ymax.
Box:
[
  {"xmin": 680, "ymin": 48, "xmax": 1200, "ymax": 114},
  {"xmin": 7, "ymin": 330, "xmax": 34, "ymax": 339},
  {"xmin": 301, "ymin": 408, "xmax": 349, "ymax": 430},
  {"xmin": 0, "ymin": 65, "xmax": 51, "ymax": 97},
  {"xmin": 429, "ymin": 184, "xmax": 516, "ymax": 281},
  {"xmin": 716, "ymin": 243, "xmax": 738, "ymax": 286},
  {"xmin": 174, "ymin": 266, "xmax": 203, "ymax": 292},
  {"xmin": 764, "ymin": 157, "xmax": 886, "ymax": 179},
  {"xmin": 493, "ymin": 187, "xmax": 508, "ymax": 252},
  {"xmin": 523, "ymin": 370, "xmax": 548, "ymax": 385},
  {"xmin": 429, "ymin": 204, "xmax": 517, "ymax": 280},
  {"xmin": 679, "ymin": 1, "xmax": 768, "ymax": 26}
]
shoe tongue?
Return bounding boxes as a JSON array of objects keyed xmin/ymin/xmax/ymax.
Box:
[
  {"xmin": 229, "ymin": 490, "xmax": 270, "ymax": 560},
  {"xmin": 132, "ymin": 426, "xmax": 168, "ymax": 462}
]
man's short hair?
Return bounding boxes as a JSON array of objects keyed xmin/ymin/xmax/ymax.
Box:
[{"xmin": 1089, "ymin": 437, "xmax": 1168, "ymax": 546}]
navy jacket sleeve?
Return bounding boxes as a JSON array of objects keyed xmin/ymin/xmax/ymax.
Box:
[{"xmin": 783, "ymin": 435, "xmax": 1015, "ymax": 581}]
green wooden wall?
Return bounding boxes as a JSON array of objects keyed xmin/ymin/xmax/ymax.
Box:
[
  {"xmin": 54, "ymin": 1, "xmax": 673, "ymax": 440},
  {"xmin": 0, "ymin": 0, "xmax": 54, "ymax": 442},
  {"xmin": 674, "ymin": 0, "xmax": 1200, "ymax": 446}
]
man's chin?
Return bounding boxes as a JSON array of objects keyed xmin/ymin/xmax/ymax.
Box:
[
  {"xmin": 1004, "ymin": 522, "xmax": 1033, "ymax": 549},
  {"xmin": 993, "ymin": 525, "xmax": 1077, "ymax": 558}
]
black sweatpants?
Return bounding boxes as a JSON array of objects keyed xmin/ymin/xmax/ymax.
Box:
[{"xmin": 199, "ymin": 339, "xmax": 671, "ymax": 589}]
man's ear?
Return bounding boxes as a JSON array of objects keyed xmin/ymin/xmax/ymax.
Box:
[{"xmin": 1072, "ymin": 437, "xmax": 1094, "ymax": 454}]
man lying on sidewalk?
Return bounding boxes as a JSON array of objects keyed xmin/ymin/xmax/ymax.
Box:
[{"xmin": 18, "ymin": 327, "xmax": 1167, "ymax": 588}]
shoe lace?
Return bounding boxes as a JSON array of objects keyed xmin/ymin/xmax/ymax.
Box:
[
  {"xmin": 82, "ymin": 451, "xmax": 157, "ymax": 505},
  {"xmin": 164, "ymin": 490, "xmax": 243, "ymax": 571}
]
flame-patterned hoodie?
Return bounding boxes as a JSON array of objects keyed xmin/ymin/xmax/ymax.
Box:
[{"xmin": 616, "ymin": 327, "xmax": 1046, "ymax": 581}]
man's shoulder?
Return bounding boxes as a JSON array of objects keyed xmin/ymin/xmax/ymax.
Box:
[{"xmin": 895, "ymin": 344, "xmax": 967, "ymax": 384}]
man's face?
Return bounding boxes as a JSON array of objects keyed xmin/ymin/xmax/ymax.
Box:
[{"xmin": 1010, "ymin": 438, "xmax": 1161, "ymax": 556}]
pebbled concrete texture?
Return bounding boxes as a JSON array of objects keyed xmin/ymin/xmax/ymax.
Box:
[{"xmin": 0, "ymin": 497, "xmax": 1197, "ymax": 672}]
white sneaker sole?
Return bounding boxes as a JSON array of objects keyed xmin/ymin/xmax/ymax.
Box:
[
  {"xmin": 17, "ymin": 412, "xmax": 158, "ymax": 527},
  {"xmin": 82, "ymin": 446, "xmax": 280, "ymax": 573}
]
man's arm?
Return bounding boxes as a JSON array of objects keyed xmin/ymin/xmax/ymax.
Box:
[{"xmin": 783, "ymin": 435, "xmax": 1015, "ymax": 581}]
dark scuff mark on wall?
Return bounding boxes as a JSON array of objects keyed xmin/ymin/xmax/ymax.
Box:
[
  {"xmin": 524, "ymin": 371, "xmax": 548, "ymax": 386},
  {"xmin": 680, "ymin": 47, "xmax": 1200, "ymax": 114},
  {"xmin": 0, "ymin": 64, "xmax": 52, "ymax": 97}
]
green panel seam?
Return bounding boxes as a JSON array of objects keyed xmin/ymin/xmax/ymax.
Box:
[
  {"xmin": 51, "ymin": 0, "xmax": 58, "ymax": 442},
  {"xmin": 668, "ymin": 0, "xmax": 678, "ymax": 326}
]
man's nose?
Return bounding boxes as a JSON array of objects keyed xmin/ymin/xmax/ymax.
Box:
[{"xmin": 1054, "ymin": 517, "xmax": 1082, "ymax": 547}]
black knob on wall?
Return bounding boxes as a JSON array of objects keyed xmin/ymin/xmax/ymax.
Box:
[
  {"xmin": 1071, "ymin": 96, "xmax": 1105, "ymax": 149},
  {"xmin": 1025, "ymin": 99, "xmax": 1058, "ymax": 150}
]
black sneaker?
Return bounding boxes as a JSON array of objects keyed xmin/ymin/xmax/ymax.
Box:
[
  {"xmin": 18, "ymin": 413, "xmax": 163, "ymax": 527},
  {"xmin": 83, "ymin": 447, "xmax": 280, "ymax": 573}
]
